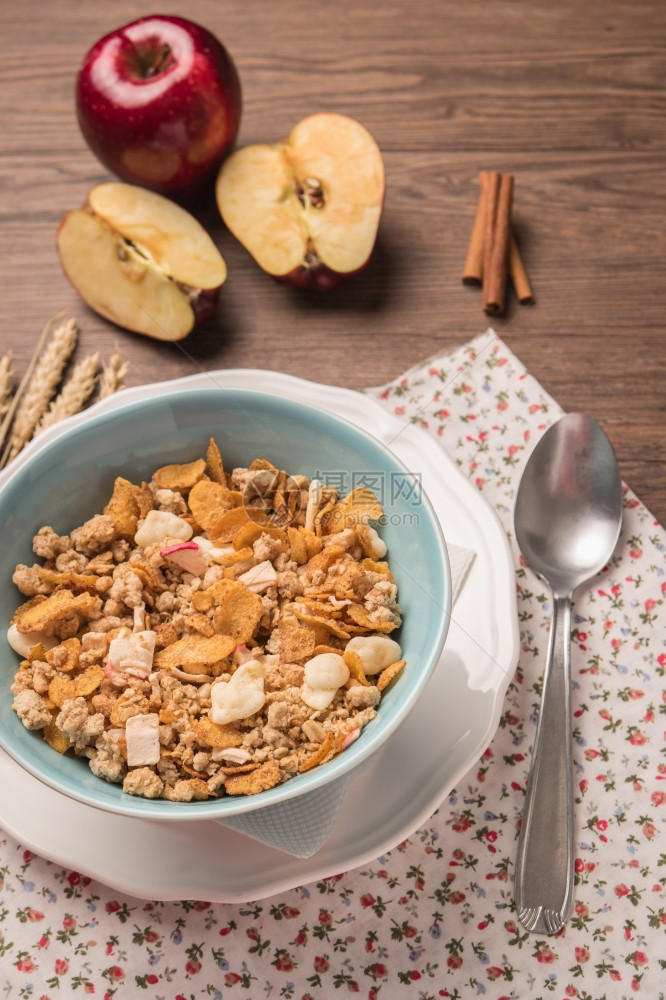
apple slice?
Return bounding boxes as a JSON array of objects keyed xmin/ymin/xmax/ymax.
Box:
[
  {"xmin": 215, "ymin": 113, "xmax": 385, "ymax": 290},
  {"xmin": 57, "ymin": 182, "xmax": 227, "ymax": 340}
]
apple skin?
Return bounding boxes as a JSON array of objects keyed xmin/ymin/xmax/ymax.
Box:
[{"xmin": 76, "ymin": 15, "xmax": 242, "ymax": 206}]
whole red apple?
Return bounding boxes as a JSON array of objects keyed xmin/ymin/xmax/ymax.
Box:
[{"xmin": 76, "ymin": 15, "xmax": 242, "ymax": 205}]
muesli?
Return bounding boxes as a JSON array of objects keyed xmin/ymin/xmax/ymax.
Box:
[{"xmin": 8, "ymin": 439, "xmax": 404, "ymax": 801}]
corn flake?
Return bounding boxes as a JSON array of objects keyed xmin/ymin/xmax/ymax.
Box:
[
  {"xmin": 249, "ymin": 458, "xmax": 277, "ymax": 471},
  {"xmin": 45, "ymin": 637, "xmax": 80, "ymax": 673},
  {"xmin": 15, "ymin": 590, "xmax": 100, "ymax": 634},
  {"xmin": 43, "ymin": 717, "xmax": 71, "ymax": 754},
  {"xmin": 37, "ymin": 567, "xmax": 99, "ymax": 591},
  {"xmin": 153, "ymin": 458, "xmax": 206, "ymax": 491},
  {"xmin": 232, "ymin": 522, "xmax": 286, "ymax": 552},
  {"xmin": 75, "ymin": 664, "xmax": 105, "ymax": 697},
  {"xmin": 270, "ymin": 617, "xmax": 316, "ymax": 662},
  {"xmin": 193, "ymin": 717, "xmax": 243, "ymax": 749},
  {"xmin": 104, "ymin": 476, "xmax": 141, "ymax": 539},
  {"xmin": 225, "ymin": 758, "xmax": 281, "ymax": 795},
  {"xmin": 209, "ymin": 581, "xmax": 263, "ymax": 643},
  {"xmin": 345, "ymin": 603, "xmax": 397, "ymax": 633},
  {"xmin": 47, "ymin": 675, "xmax": 76, "ymax": 708},
  {"xmin": 188, "ymin": 479, "xmax": 236, "ymax": 531},
  {"xmin": 206, "ymin": 437, "xmax": 226, "ymax": 484},
  {"xmin": 292, "ymin": 608, "xmax": 350, "ymax": 640},
  {"xmin": 208, "ymin": 506, "xmax": 270, "ymax": 544},
  {"xmin": 154, "ymin": 634, "xmax": 236, "ymax": 670},
  {"xmin": 299, "ymin": 732, "xmax": 337, "ymax": 772},
  {"xmin": 377, "ymin": 659, "xmax": 406, "ymax": 692},
  {"xmin": 343, "ymin": 649, "xmax": 371, "ymax": 686}
]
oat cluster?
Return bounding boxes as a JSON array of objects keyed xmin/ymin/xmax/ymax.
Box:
[{"xmin": 9, "ymin": 439, "xmax": 404, "ymax": 802}]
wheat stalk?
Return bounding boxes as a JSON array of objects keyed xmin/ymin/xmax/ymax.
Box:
[
  {"xmin": 0, "ymin": 352, "xmax": 13, "ymax": 423},
  {"xmin": 33, "ymin": 352, "xmax": 100, "ymax": 437},
  {"xmin": 0, "ymin": 315, "xmax": 58, "ymax": 468},
  {"xmin": 1, "ymin": 316, "xmax": 78, "ymax": 464},
  {"xmin": 98, "ymin": 347, "xmax": 129, "ymax": 399}
]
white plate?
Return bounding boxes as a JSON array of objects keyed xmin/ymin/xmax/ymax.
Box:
[{"xmin": 0, "ymin": 371, "xmax": 519, "ymax": 902}]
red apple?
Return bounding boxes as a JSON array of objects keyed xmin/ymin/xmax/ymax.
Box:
[
  {"xmin": 215, "ymin": 113, "xmax": 385, "ymax": 290},
  {"xmin": 76, "ymin": 15, "xmax": 242, "ymax": 205},
  {"xmin": 57, "ymin": 182, "xmax": 227, "ymax": 341}
]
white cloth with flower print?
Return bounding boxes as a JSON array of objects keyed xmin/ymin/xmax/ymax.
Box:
[{"xmin": 0, "ymin": 330, "xmax": 664, "ymax": 1000}]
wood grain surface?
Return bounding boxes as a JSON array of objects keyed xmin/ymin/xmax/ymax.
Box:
[{"xmin": 1, "ymin": 1, "xmax": 664, "ymax": 523}]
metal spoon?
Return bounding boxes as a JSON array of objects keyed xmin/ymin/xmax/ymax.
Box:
[{"xmin": 513, "ymin": 413, "xmax": 623, "ymax": 935}]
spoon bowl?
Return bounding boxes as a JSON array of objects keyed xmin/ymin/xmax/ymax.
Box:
[
  {"xmin": 515, "ymin": 414, "xmax": 624, "ymax": 595},
  {"xmin": 513, "ymin": 413, "xmax": 623, "ymax": 935}
]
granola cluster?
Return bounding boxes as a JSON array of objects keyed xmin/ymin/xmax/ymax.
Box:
[{"xmin": 8, "ymin": 439, "xmax": 404, "ymax": 802}]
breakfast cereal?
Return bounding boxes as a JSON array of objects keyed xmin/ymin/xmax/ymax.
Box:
[{"xmin": 8, "ymin": 438, "xmax": 403, "ymax": 801}]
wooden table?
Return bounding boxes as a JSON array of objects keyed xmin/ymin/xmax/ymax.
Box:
[{"xmin": 1, "ymin": 0, "xmax": 664, "ymax": 524}]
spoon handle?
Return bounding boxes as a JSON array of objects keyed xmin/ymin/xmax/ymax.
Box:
[{"xmin": 514, "ymin": 593, "xmax": 574, "ymax": 935}]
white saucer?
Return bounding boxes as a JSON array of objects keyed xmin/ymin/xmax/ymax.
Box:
[{"xmin": 0, "ymin": 371, "xmax": 519, "ymax": 902}]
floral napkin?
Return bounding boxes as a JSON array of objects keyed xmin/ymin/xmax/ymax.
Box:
[{"xmin": 0, "ymin": 330, "xmax": 664, "ymax": 1000}]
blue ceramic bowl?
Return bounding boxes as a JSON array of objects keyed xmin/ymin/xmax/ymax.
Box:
[{"xmin": 0, "ymin": 388, "xmax": 450, "ymax": 822}]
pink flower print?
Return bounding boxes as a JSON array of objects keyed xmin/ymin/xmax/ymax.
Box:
[
  {"xmin": 16, "ymin": 957, "xmax": 36, "ymax": 973},
  {"xmin": 486, "ymin": 965, "xmax": 504, "ymax": 979},
  {"xmin": 314, "ymin": 955, "xmax": 329, "ymax": 973},
  {"xmin": 274, "ymin": 954, "xmax": 294, "ymax": 972},
  {"xmin": 54, "ymin": 958, "xmax": 69, "ymax": 975},
  {"xmin": 651, "ymin": 790, "xmax": 665, "ymax": 806},
  {"xmin": 642, "ymin": 822, "xmax": 657, "ymax": 839},
  {"xmin": 575, "ymin": 946, "xmax": 590, "ymax": 963},
  {"xmin": 107, "ymin": 966, "xmax": 124, "ymax": 981},
  {"xmin": 185, "ymin": 959, "xmax": 201, "ymax": 974},
  {"xmin": 394, "ymin": 406, "xmax": 405, "ymax": 416},
  {"xmin": 615, "ymin": 883, "xmax": 631, "ymax": 897},
  {"xmin": 360, "ymin": 893, "xmax": 376, "ymax": 908},
  {"xmin": 27, "ymin": 908, "xmax": 44, "ymax": 921},
  {"xmin": 536, "ymin": 944, "xmax": 556, "ymax": 963}
]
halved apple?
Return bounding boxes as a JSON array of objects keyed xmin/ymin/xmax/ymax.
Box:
[
  {"xmin": 57, "ymin": 182, "xmax": 227, "ymax": 340},
  {"xmin": 215, "ymin": 113, "xmax": 385, "ymax": 290}
]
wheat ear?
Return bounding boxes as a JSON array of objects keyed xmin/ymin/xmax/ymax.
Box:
[
  {"xmin": 34, "ymin": 352, "xmax": 100, "ymax": 437},
  {"xmin": 98, "ymin": 348, "xmax": 129, "ymax": 399},
  {"xmin": 0, "ymin": 352, "xmax": 13, "ymax": 423},
  {"xmin": 2, "ymin": 316, "xmax": 78, "ymax": 464}
]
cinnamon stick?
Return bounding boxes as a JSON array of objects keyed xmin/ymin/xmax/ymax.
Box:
[
  {"xmin": 481, "ymin": 171, "xmax": 500, "ymax": 304},
  {"xmin": 509, "ymin": 234, "xmax": 534, "ymax": 304},
  {"xmin": 483, "ymin": 172, "xmax": 513, "ymax": 315},
  {"xmin": 461, "ymin": 171, "xmax": 489, "ymax": 285}
]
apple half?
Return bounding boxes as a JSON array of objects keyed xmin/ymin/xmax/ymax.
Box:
[
  {"xmin": 215, "ymin": 113, "xmax": 385, "ymax": 290},
  {"xmin": 57, "ymin": 182, "xmax": 227, "ymax": 340}
]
